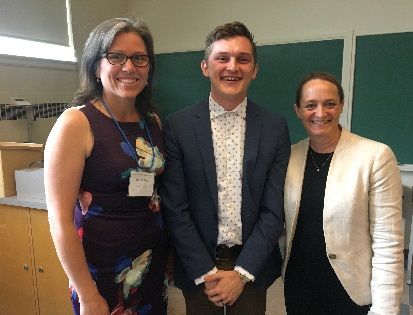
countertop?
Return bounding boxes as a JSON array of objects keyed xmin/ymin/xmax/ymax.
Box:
[
  {"xmin": 0, "ymin": 196, "xmax": 46, "ymax": 210},
  {"xmin": 399, "ymin": 164, "xmax": 413, "ymax": 172}
]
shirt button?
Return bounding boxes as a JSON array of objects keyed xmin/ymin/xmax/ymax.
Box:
[{"xmin": 328, "ymin": 253, "xmax": 337, "ymax": 259}]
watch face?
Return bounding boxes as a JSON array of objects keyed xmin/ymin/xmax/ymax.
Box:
[{"xmin": 236, "ymin": 271, "xmax": 250, "ymax": 283}]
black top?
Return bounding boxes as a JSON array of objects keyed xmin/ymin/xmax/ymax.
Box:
[
  {"xmin": 284, "ymin": 147, "xmax": 371, "ymax": 315},
  {"xmin": 288, "ymin": 147, "xmax": 332, "ymax": 273}
]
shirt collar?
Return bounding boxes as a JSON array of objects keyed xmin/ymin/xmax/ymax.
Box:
[{"xmin": 209, "ymin": 94, "xmax": 247, "ymax": 119}]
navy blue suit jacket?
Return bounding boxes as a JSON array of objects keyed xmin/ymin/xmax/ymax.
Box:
[{"xmin": 161, "ymin": 99, "xmax": 290, "ymax": 291}]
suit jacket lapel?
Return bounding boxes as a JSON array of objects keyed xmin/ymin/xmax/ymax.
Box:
[
  {"xmin": 243, "ymin": 101, "xmax": 261, "ymax": 182},
  {"xmin": 194, "ymin": 101, "xmax": 218, "ymax": 211}
]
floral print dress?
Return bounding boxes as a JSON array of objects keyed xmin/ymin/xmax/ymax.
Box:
[{"xmin": 71, "ymin": 102, "xmax": 168, "ymax": 315}]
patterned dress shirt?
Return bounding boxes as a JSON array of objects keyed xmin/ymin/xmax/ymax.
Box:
[{"xmin": 209, "ymin": 95, "xmax": 246, "ymax": 246}]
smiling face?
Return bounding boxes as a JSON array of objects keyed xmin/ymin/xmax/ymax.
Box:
[
  {"xmin": 96, "ymin": 31, "xmax": 149, "ymax": 104},
  {"xmin": 201, "ymin": 36, "xmax": 258, "ymax": 110},
  {"xmin": 295, "ymin": 79, "xmax": 343, "ymax": 141}
]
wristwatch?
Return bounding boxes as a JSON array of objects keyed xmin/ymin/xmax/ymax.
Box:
[{"xmin": 235, "ymin": 270, "xmax": 251, "ymax": 283}]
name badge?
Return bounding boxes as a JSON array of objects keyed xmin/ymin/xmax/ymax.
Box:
[{"xmin": 128, "ymin": 170, "xmax": 154, "ymax": 197}]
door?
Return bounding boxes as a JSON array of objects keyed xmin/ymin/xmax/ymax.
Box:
[
  {"xmin": 30, "ymin": 209, "xmax": 73, "ymax": 315},
  {"xmin": 0, "ymin": 205, "xmax": 38, "ymax": 314}
]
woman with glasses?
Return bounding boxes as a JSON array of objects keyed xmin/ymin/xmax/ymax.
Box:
[
  {"xmin": 282, "ymin": 72, "xmax": 403, "ymax": 315},
  {"xmin": 45, "ymin": 17, "xmax": 168, "ymax": 315}
]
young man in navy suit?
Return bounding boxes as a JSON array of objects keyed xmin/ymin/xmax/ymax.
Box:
[{"xmin": 161, "ymin": 21, "xmax": 291, "ymax": 314}]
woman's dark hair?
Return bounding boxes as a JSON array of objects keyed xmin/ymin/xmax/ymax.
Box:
[
  {"xmin": 73, "ymin": 17, "xmax": 156, "ymax": 117},
  {"xmin": 295, "ymin": 72, "xmax": 344, "ymax": 106}
]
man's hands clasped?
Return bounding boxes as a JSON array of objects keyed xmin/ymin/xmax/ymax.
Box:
[{"xmin": 204, "ymin": 270, "xmax": 245, "ymax": 307}]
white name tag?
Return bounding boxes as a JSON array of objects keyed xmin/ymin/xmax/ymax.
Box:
[{"xmin": 128, "ymin": 170, "xmax": 154, "ymax": 197}]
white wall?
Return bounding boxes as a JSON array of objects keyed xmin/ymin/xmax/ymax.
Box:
[
  {"xmin": 0, "ymin": 0, "xmax": 130, "ymax": 143},
  {"xmin": 132, "ymin": 0, "xmax": 413, "ymax": 53},
  {"xmin": 0, "ymin": 0, "xmax": 130, "ymax": 104},
  {"xmin": 402, "ymin": 168, "xmax": 413, "ymax": 252},
  {"xmin": 0, "ymin": 120, "xmax": 29, "ymax": 142},
  {"xmin": 70, "ymin": 0, "xmax": 130, "ymax": 61}
]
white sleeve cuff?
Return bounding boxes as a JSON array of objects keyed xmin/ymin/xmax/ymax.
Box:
[
  {"xmin": 234, "ymin": 266, "xmax": 255, "ymax": 282},
  {"xmin": 194, "ymin": 267, "xmax": 218, "ymax": 285}
]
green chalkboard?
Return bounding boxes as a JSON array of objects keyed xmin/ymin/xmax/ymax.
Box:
[
  {"xmin": 154, "ymin": 39, "xmax": 344, "ymax": 143},
  {"xmin": 249, "ymin": 40, "xmax": 343, "ymax": 143},
  {"xmin": 153, "ymin": 50, "xmax": 210, "ymax": 117},
  {"xmin": 352, "ymin": 32, "xmax": 413, "ymax": 164}
]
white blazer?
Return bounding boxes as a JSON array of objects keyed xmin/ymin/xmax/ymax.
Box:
[{"xmin": 283, "ymin": 128, "xmax": 404, "ymax": 315}]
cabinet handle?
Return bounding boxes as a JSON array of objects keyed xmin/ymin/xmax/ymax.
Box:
[
  {"xmin": 23, "ymin": 264, "xmax": 29, "ymax": 271},
  {"xmin": 38, "ymin": 267, "xmax": 44, "ymax": 273}
]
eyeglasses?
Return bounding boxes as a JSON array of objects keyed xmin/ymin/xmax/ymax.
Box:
[{"xmin": 102, "ymin": 52, "xmax": 150, "ymax": 67}]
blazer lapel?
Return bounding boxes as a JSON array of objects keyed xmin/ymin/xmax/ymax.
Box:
[
  {"xmin": 194, "ymin": 102, "xmax": 218, "ymax": 211},
  {"xmin": 289, "ymin": 139, "xmax": 309, "ymax": 219},
  {"xmin": 243, "ymin": 101, "xmax": 261, "ymax": 182},
  {"xmin": 323, "ymin": 127, "xmax": 350, "ymax": 217}
]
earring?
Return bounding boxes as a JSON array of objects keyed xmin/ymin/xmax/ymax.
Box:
[{"xmin": 96, "ymin": 77, "xmax": 101, "ymax": 83}]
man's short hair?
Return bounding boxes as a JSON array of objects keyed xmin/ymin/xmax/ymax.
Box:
[{"xmin": 204, "ymin": 21, "xmax": 257, "ymax": 64}]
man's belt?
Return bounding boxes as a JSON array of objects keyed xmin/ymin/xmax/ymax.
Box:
[{"xmin": 215, "ymin": 244, "xmax": 243, "ymax": 260}]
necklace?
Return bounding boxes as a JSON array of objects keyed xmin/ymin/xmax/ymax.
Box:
[{"xmin": 309, "ymin": 148, "xmax": 334, "ymax": 172}]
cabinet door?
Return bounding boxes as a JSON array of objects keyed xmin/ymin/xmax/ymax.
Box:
[
  {"xmin": 30, "ymin": 209, "xmax": 73, "ymax": 315},
  {"xmin": 0, "ymin": 205, "xmax": 38, "ymax": 315}
]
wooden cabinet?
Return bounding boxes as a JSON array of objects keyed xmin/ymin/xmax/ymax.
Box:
[
  {"xmin": 0, "ymin": 204, "xmax": 72, "ymax": 315},
  {"xmin": 0, "ymin": 204, "xmax": 37, "ymax": 314}
]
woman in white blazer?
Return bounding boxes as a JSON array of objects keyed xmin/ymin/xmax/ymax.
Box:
[{"xmin": 283, "ymin": 72, "xmax": 403, "ymax": 315}]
